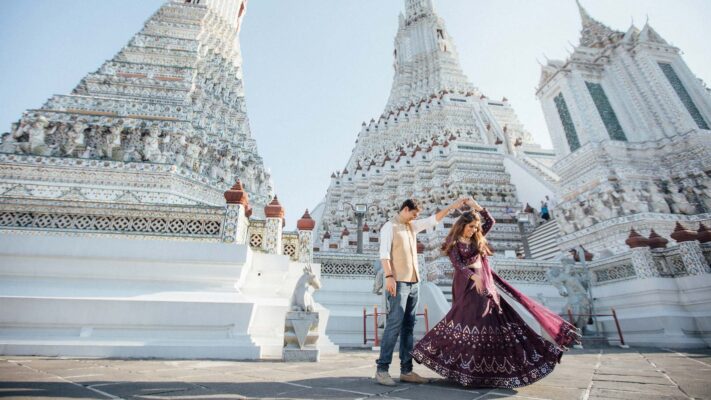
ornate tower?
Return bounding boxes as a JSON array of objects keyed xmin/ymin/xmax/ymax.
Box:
[
  {"xmin": 536, "ymin": 1, "xmax": 711, "ymax": 255},
  {"xmin": 313, "ymin": 0, "xmax": 558, "ymax": 278},
  {"xmin": 0, "ymin": 0, "xmax": 273, "ymax": 210}
]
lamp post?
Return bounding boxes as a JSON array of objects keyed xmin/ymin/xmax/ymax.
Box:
[{"xmin": 343, "ymin": 202, "xmax": 373, "ymax": 254}]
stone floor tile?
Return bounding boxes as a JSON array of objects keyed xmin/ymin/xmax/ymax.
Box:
[
  {"xmin": 87, "ymin": 381, "xmax": 198, "ymax": 399},
  {"xmin": 0, "ymin": 381, "xmax": 115, "ymax": 399},
  {"xmin": 195, "ymin": 381, "xmax": 320, "ymax": 398},
  {"xmin": 596, "ymin": 367, "xmax": 662, "ymax": 377},
  {"xmin": 506, "ymin": 384, "xmax": 586, "ymax": 400},
  {"xmin": 591, "ymin": 380, "xmax": 686, "ymax": 396},
  {"xmin": 131, "ymin": 387, "xmax": 247, "ymax": 399},
  {"xmin": 589, "ymin": 387, "xmax": 688, "ymax": 400},
  {"xmin": 592, "ymin": 373, "xmax": 672, "ymax": 385}
]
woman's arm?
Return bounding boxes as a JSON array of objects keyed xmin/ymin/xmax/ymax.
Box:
[
  {"xmin": 479, "ymin": 208, "xmax": 495, "ymax": 236},
  {"xmin": 465, "ymin": 198, "xmax": 495, "ymax": 236},
  {"xmin": 448, "ymin": 244, "xmax": 475, "ymax": 281}
]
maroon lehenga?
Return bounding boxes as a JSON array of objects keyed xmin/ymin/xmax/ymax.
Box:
[{"xmin": 411, "ymin": 210, "xmax": 580, "ymax": 388}]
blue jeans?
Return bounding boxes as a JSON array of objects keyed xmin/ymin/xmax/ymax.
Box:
[{"xmin": 376, "ymin": 281, "xmax": 419, "ymax": 374}]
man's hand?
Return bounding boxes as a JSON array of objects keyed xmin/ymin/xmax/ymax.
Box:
[
  {"xmin": 385, "ymin": 276, "xmax": 396, "ymax": 297},
  {"xmin": 436, "ymin": 197, "xmax": 468, "ymax": 221}
]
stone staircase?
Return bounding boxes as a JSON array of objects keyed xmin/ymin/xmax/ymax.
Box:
[
  {"xmin": 518, "ymin": 153, "xmax": 560, "ymax": 186},
  {"xmin": 527, "ymin": 219, "xmax": 563, "ymax": 260}
]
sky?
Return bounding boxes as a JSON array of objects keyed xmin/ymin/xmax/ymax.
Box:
[{"xmin": 1, "ymin": 0, "xmax": 710, "ymax": 229}]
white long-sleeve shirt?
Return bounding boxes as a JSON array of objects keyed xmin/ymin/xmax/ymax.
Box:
[{"xmin": 379, "ymin": 214, "xmax": 437, "ymax": 261}]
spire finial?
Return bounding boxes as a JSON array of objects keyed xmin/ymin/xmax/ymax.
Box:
[
  {"xmin": 576, "ymin": 0, "xmax": 620, "ymax": 48},
  {"xmin": 404, "ymin": 0, "xmax": 434, "ymax": 19},
  {"xmin": 576, "ymin": 0, "xmax": 591, "ymax": 23}
]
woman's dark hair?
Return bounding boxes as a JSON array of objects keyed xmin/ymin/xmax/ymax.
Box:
[
  {"xmin": 441, "ymin": 211, "xmax": 493, "ymax": 256},
  {"xmin": 399, "ymin": 199, "xmax": 421, "ymax": 211}
]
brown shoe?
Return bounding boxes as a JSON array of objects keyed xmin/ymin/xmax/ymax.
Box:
[{"xmin": 399, "ymin": 371, "xmax": 430, "ymax": 384}]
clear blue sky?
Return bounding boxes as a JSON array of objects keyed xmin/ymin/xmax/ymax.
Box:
[{"xmin": 1, "ymin": 1, "xmax": 710, "ymax": 228}]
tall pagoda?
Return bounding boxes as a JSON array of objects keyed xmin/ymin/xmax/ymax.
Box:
[
  {"xmin": 0, "ymin": 0, "xmax": 273, "ymax": 211},
  {"xmin": 312, "ymin": 0, "xmax": 558, "ymax": 278}
]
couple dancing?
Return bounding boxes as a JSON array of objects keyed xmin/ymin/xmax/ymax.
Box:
[{"xmin": 375, "ymin": 197, "xmax": 580, "ymax": 388}]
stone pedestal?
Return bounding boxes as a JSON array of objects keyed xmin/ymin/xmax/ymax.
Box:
[{"xmin": 283, "ymin": 311, "xmax": 320, "ymax": 362}]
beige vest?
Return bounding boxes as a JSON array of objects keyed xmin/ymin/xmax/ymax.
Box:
[{"xmin": 390, "ymin": 216, "xmax": 419, "ymax": 283}]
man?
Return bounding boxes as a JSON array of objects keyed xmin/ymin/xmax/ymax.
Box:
[{"xmin": 375, "ymin": 197, "xmax": 466, "ymax": 386}]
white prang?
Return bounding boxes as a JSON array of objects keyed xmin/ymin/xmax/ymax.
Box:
[
  {"xmin": 313, "ymin": 0, "xmax": 558, "ymax": 281},
  {"xmin": 536, "ymin": 1, "xmax": 711, "ymax": 255},
  {"xmin": 0, "ymin": 0, "xmax": 273, "ymax": 210}
]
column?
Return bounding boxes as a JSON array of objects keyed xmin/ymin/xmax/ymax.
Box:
[
  {"xmin": 297, "ymin": 209, "xmax": 315, "ymax": 263},
  {"xmin": 263, "ymin": 195, "xmax": 284, "ymax": 255},
  {"xmin": 222, "ymin": 179, "xmax": 250, "ymax": 244}
]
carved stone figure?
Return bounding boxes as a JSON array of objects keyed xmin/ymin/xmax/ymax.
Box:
[
  {"xmin": 695, "ymin": 175, "xmax": 711, "ymax": 212},
  {"xmin": 572, "ymin": 202, "xmax": 593, "ymax": 229},
  {"xmin": 290, "ymin": 265, "xmax": 322, "ymax": 312},
  {"xmin": 589, "ymin": 193, "xmax": 614, "ymax": 221},
  {"xmin": 63, "ymin": 120, "xmax": 87, "ymax": 156},
  {"xmin": 547, "ymin": 258, "xmax": 591, "ymax": 332},
  {"xmin": 646, "ymin": 183, "xmax": 671, "ymax": 213},
  {"xmin": 102, "ymin": 121, "xmax": 124, "ymax": 160},
  {"xmin": 122, "ymin": 126, "xmax": 143, "ymax": 162},
  {"xmin": 211, "ymin": 148, "xmax": 236, "ymax": 183},
  {"xmin": 553, "ymin": 207, "xmax": 575, "ymax": 234},
  {"xmin": 184, "ymin": 136, "xmax": 203, "ymax": 172},
  {"xmin": 142, "ymin": 125, "xmax": 164, "ymax": 163},
  {"xmin": 166, "ymin": 132, "xmax": 186, "ymax": 166},
  {"xmin": 17, "ymin": 116, "xmax": 51, "ymax": 155},
  {"xmin": 619, "ymin": 186, "xmax": 648, "ymax": 214},
  {"xmin": 669, "ymin": 184, "xmax": 696, "ymax": 215},
  {"xmin": 0, "ymin": 132, "xmax": 16, "ymax": 153}
]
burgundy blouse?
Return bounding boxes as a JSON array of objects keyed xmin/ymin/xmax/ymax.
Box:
[{"xmin": 447, "ymin": 208, "xmax": 495, "ymax": 303}]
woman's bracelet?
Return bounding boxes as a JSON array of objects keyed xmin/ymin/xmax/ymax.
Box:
[{"xmin": 385, "ymin": 274, "xmax": 394, "ymax": 279}]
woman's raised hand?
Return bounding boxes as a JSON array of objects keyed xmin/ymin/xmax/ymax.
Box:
[{"xmin": 466, "ymin": 198, "xmax": 483, "ymax": 212}]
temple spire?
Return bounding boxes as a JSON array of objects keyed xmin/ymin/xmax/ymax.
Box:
[
  {"xmin": 576, "ymin": 0, "xmax": 620, "ymax": 48},
  {"xmin": 404, "ymin": 0, "xmax": 434, "ymax": 20},
  {"xmin": 386, "ymin": 0, "xmax": 474, "ymax": 110}
]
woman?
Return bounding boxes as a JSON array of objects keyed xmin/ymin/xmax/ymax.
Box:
[{"xmin": 411, "ymin": 198, "xmax": 580, "ymax": 388}]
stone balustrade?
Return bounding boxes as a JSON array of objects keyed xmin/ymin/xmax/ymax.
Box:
[{"xmin": 0, "ymin": 180, "xmax": 318, "ymax": 266}]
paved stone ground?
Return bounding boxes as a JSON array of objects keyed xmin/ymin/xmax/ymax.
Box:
[{"xmin": 0, "ymin": 347, "xmax": 709, "ymax": 399}]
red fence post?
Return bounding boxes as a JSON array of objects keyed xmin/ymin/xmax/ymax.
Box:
[
  {"xmin": 567, "ymin": 308, "xmax": 575, "ymax": 326},
  {"xmin": 611, "ymin": 308, "xmax": 626, "ymax": 346}
]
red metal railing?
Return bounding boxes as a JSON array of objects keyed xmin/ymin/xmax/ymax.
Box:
[
  {"xmin": 363, "ymin": 305, "xmax": 429, "ymax": 346},
  {"xmin": 566, "ymin": 307, "xmax": 626, "ymax": 346}
]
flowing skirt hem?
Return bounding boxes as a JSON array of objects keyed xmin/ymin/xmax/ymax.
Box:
[{"xmin": 412, "ymin": 348, "xmax": 560, "ymax": 389}]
